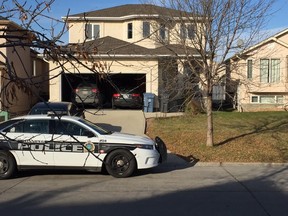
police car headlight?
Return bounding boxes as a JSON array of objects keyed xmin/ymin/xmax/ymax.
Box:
[{"xmin": 136, "ymin": 144, "xmax": 154, "ymax": 150}]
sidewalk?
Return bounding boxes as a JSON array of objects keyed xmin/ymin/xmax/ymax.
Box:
[{"xmin": 144, "ymin": 111, "xmax": 184, "ymax": 119}]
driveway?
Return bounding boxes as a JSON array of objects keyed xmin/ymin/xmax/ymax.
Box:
[
  {"xmin": 85, "ymin": 109, "xmax": 146, "ymax": 135},
  {"xmin": 84, "ymin": 109, "xmax": 183, "ymax": 135}
]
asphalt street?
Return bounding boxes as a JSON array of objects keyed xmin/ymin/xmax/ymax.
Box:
[
  {"xmin": 0, "ymin": 160, "xmax": 287, "ymax": 216},
  {"xmin": 0, "ymin": 109, "xmax": 287, "ymax": 216}
]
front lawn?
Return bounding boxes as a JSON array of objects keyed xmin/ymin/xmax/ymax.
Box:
[{"xmin": 146, "ymin": 111, "xmax": 288, "ymax": 163}]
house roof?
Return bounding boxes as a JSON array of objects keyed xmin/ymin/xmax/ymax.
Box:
[
  {"xmin": 229, "ymin": 28, "xmax": 288, "ymax": 60},
  {"xmin": 67, "ymin": 36, "xmax": 200, "ymax": 57},
  {"xmin": 67, "ymin": 4, "xmax": 195, "ymax": 20}
]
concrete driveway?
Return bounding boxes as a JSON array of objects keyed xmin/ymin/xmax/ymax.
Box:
[
  {"xmin": 84, "ymin": 109, "xmax": 184, "ymax": 136},
  {"xmin": 84, "ymin": 109, "xmax": 146, "ymax": 135}
]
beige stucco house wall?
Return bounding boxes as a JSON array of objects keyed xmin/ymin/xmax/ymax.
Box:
[
  {"xmin": 0, "ymin": 18, "xmax": 49, "ymax": 116},
  {"xmin": 228, "ymin": 29, "xmax": 288, "ymax": 112}
]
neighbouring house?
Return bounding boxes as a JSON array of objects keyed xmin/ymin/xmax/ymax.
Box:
[
  {"xmin": 0, "ymin": 16, "xmax": 49, "ymax": 117},
  {"xmin": 47, "ymin": 4, "xmax": 203, "ymax": 111},
  {"xmin": 226, "ymin": 28, "xmax": 288, "ymax": 112}
]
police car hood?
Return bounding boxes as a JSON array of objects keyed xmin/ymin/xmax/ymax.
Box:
[{"xmin": 104, "ymin": 132, "xmax": 154, "ymax": 145}]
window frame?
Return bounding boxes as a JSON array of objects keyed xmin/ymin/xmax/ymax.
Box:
[
  {"xmin": 247, "ymin": 59, "xmax": 253, "ymax": 79},
  {"xmin": 159, "ymin": 23, "xmax": 168, "ymax": 41},
  {"xmin": 85, "ymin": 24, "xmax": 100, "ymax": 40},
  {"xmin": 180, "ymin": 24, "xmax": 195, "ymax": 40},
  {"xmin": 251, "ymin": 95, "xmax": 284, "ymax": 104},
  {"xmin": 143, "ymin": 21, "xmax": 150, "ymax": 38},
  {"xmin": 127, "ymin": 22, "xmax": 133, "ymax": 39},
  {"xmin": 260, "ymin": 58, "xmax": 280, "ymax": 83}
]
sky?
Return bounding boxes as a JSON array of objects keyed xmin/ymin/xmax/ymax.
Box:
[{"xmin": 4, "ymin": 0, "xmax": 288, "ymax": 43}]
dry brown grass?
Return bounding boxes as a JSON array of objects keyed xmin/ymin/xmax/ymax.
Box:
[{"xmin": 146, "ymin": 111, "xmax": 288, "ymax": 163}]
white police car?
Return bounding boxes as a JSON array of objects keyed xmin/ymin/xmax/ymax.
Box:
[{"xmin": 0, "ymin": 114, "xmax": 167, "ymax": 179}]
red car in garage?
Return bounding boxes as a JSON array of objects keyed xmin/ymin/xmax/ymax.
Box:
[{"xmin": 112, "ymin": 88, "xmax": 142, "ymax": 109}]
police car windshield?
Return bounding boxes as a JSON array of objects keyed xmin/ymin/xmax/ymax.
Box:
[{"xmin": 78, "ymin": 119, "xmax": 111, "ymax": 135}]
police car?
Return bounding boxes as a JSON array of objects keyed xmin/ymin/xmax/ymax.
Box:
[{"xmin": 0, "ymin": 114, "xmax": 167, "ymax": 179}]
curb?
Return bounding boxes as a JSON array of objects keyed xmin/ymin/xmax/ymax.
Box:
[{"xmin": 193, "ymin": 162, "xmax": 288, "ymax": 167}]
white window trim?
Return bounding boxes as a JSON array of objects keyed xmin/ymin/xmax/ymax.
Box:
[
  {"xmin": 85, "ymin": 24, "xmax": 100, "ymax": 40},
  {"xmin": 251, "ymin": 95, "xmax": 283, "ymax": 104},
  {"xmin": 260, "ymin": 58, "xmax": 281, "ymax": 83}
]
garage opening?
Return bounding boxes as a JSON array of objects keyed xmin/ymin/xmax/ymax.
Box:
[{"xmin": 61, "ymin": 73, "xmax": 146, "ymax": 108}]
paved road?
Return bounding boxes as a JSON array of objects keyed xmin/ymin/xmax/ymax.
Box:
[{"xmin": 0, "ymin": 160, "xmax": 287, "ymax": 216}]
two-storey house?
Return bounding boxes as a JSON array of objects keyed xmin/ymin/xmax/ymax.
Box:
[
  {"xmin": 0, "ymin": 17, "xmax": 49, "ymax": 117},
  {"xmin": 227, "ymin": 28, "xmax": 288, "ymax": 112},
  {"xmin": 48, "ymin": 4, "xmax": 202, "ymax": 110}
]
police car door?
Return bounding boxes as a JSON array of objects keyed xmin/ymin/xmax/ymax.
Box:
[
  {"xmin": 2, "ymin": 119, "xmax": 54, "ymax": 166},
  {"xmin": 52, "ymin": 119, "xmax": 101, "ymax": 168}
]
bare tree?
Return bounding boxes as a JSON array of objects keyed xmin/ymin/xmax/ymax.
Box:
[{"xmin": 146, "ymin": 0, "xmax": 275, "ymax": 146}]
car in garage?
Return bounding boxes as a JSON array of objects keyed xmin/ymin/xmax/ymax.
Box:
[
  {"xmin": 0, "ymin": 114, "xmax": 167, "ymax": 179},
  {"xmin": 73, "ymin": 82, "xmax": 103, "ymax": 107},
  {"xmin": 112, "ymin": 88, "xmax": 143, "ymax": 109},
  {"xmin": 29, "ymin": 102, "xmax": 85, "ymax": 118}
]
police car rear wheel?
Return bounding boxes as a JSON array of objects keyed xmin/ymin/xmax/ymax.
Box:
[
  {"xmin": 0, "ymin": 151, "xmax": 16, "ymax": 180},
  {"xmin": 105, "ymin": 149, "xmax": 136, "ymax": 178}
]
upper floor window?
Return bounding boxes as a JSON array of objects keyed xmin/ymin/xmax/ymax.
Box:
[
  {"xmin": 247, "ymin": 59, "xmax": 253, "ymax": 79},
  {"xmin": 260, "ymin": 59, "xmax": 280, "ymax": 83},
  {"xmin": 159, "ymin": 24, "xmax": 168, "ymax": 41},
  {"xmin": 180, "ymin": 24, "xmax": 195, "ymax": 40},
  {"xmin": 85, "ymin": 24, "xmax": 100, "ymax": 40},
  {"xmin": 143, "ymin": 21, "xmax": 150, "ymax": 38},
  {"xmin": 127, "ymin": 23, "xmax": 133, "ymax": 39}
]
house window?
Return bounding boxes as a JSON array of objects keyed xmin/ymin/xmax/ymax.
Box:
[
  {"xmin": 260, "ymin": 59, "xmax": 280, "ymax": 83},
  {"xmin": 85, "ymin": 24, "xmax": 100, "ymax": 40},
  {"xmin": 247, "ymin": 60, "xmax": 252, "ymax": 79},
  {"xmin": 127, "ymin": 23, "xmax": 133, "ymax": 39},
  {"xmin": 271, "ymin": 59, "xmax": 280, "ymax": 82},
  {"xmin": 276, "ymin": 95, "xmax": 284, "ymax": 103},
  {"xmin": 180, "ymin": 24, "xmax": 195, "ymax": 40},
  {"xmin": 251, "ymin": 95, "xmax": 283, "ymax": 104},
  {"xmin": 251, "ymin": 96, "xmax": 258, "ymax": 103},
  {"xmin": 187, "ymin": 25, "xmax": 195, "ymax": 39},
  {"xmin": 260, "ymin": 96, "xmax": 276, "ymax": 103},
  {"xmin": 159, "ymin": 24, "xmax": 168, "ymax": 41},
  {"xmin": 143, "ymin": 21, "xmax": 150, "ymax": 38},
  {"xmin": 180, "ymin": 24, "xmax": 186, "ymax": 39}
]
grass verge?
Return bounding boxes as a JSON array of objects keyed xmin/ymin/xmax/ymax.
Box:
[{"xmin": 146, "ymin": 111, "xmax": 288, "ymax": 163}]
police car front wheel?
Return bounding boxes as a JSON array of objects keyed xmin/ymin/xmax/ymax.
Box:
[
  {"xmin": 0, "ymin": 151, "xmax": 16, "ymax": 180},
  {"xmin": 105, "ymin": 149, "xmax": 136, "ymax": 178}
]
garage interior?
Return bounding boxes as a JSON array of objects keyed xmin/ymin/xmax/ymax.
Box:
[{"xmin": 61, "ymin": 73, "xmax": 146, "ymax": 108}]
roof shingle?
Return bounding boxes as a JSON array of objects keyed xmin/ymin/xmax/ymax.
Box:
[
  {"xmin": 70, "ymin": 4, "xmax": 191, "ymax": 18},
  {"xmin": 69, "ymin": 36, "xmax": 199, "ymax": 57}
]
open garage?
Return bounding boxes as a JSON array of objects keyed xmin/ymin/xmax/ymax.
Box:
[{"xmin": 61, "ymin": 73, "xmax": 146, "ymax": 108}]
